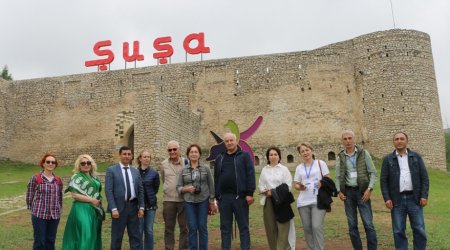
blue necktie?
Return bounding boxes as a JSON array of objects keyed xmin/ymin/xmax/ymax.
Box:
[{"xmin": 124, "ymin": 167, "xmax": 132, "ymax": 201}]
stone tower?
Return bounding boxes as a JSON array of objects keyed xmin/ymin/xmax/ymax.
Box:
[{"xmin": 353, "ymin": 30, "xmax": 445, "ymax": 167}]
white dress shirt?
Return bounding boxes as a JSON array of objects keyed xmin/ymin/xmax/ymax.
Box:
[
  {"xmin": 120, "ymin": 163, "xmax": 137, "ymax": 200},
  {"xmin": 258, "ymin": 163, "xmax": 292, "ymax": 206},
  {"xmin": 396, "ymin": 150, "xmax": 413, "ymax": 192}
]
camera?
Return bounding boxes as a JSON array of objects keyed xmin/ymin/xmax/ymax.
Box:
[{"xmin": 194, "ymin": 183, "xmax": 201, "ymax": 194}]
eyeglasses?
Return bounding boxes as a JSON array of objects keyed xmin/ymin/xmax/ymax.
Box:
[
  {"xmin": 168, "ymin": 148, "xmax": 178, "ymax": 152},
  {"xmin": 80, "ymin": 161, "xmax": 92, "ymax": 166},
  {"xmin": 45, "ymin": 161, "xmax": 56, "ymax": 165}
]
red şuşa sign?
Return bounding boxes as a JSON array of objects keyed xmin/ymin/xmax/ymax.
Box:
[{"xmin": 85, "ymin": 32, "xmax": 210, "ymax": 71}]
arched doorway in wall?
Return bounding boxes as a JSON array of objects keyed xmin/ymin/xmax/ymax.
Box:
[
  {"xmin": 254, "ymin": 156, "xmax": 260, "ymax": 166},
  {"xmin": 287, "ymin": 155, "xmax": 294, "ymax": 163},
  {"xmin": 328, "ymin": 151, "xmax": 336, "ymax": 161},
  {"xmin": 115, "ymin": 111, "xmax": 135, "ymax": 157},
  {"xmin": 124, "ymin": 125, "xmax": 134, "ymax": 154}
]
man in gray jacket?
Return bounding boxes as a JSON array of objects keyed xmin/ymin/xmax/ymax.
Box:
[
  {"xmin": 335, "ymin": 130, "xmax": 377, "ymax": 250},
  {"xmin": 105, "ymin": 146, "xmax": 144, "ymax": 250}
]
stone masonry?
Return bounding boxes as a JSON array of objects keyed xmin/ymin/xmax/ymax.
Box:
[{"xmin": 0, "ymin": 29, "xmax": 446, "ymax": 169}]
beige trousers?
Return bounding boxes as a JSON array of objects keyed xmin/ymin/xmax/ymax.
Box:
[{"xmin": 263, "ymin": 198, "xmax": 292, "ymax": 250}]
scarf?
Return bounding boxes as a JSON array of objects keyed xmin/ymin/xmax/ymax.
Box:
[{"xmin": 66, "ymin": 172, "xmax": 104, "ymax": 219}]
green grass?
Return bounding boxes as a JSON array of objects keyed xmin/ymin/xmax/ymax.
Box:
[
  {"xmin": 1, "ymin": 159, "xmax": 449, "ymax": 249},
  {"xmin": 0, "ymin": 161, "xmax": 110, "ymax": 199},
  {"xmin": 445, "ymin": 133, "xmax": 450, "ymax": 170}
]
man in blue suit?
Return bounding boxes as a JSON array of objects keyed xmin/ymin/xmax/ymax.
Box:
[
  {"xmin": 106, "ymin": 146, "xmax": 145, "ymax": 250},
  {"xmin": 381, "ymin": 132, "xmax": 429, "ymax": 250}
]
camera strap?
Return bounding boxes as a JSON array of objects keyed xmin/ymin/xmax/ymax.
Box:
[{"xmin": 190, "ymin": 165, "xmax": 202, "ymax": 187}]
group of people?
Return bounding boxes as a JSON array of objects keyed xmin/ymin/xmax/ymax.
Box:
[
  {"xmin": 258, "ymin": 130, "xmax": 429, "ymax": 250},
  {"xmin": 25, "ymin": 130, "xmax": 429, "ymax": 250},
  {"xmin": 26, "ymin": 153, "xmax": 105, "ymax": 250}
]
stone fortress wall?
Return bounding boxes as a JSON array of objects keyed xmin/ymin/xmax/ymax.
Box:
[{"xmin": 0, "ymin": 29, "xmax": 445, "ymax": 169}]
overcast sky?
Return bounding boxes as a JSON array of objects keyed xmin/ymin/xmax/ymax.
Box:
[{"xmin": 1, "ymin": 0, "xmax": 448, "ymax": 128}]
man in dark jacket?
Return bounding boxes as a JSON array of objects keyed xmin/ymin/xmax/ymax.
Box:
[
  {"xmin": 214, "ymin": 132, "xmax": 255, "ymax": 250},
  {"xmin": 381, "ymin": 132, "xmax": 429, "ymax": 250}
]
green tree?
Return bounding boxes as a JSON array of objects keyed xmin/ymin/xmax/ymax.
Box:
[{"xmin": 1, "ymin": 65, "xmax": 13, "ymax": 80}]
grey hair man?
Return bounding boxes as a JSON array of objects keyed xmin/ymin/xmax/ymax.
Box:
[
  {"xmin": 214, "ymin": 132, "xmax": 256, "ymax": 250},
  {"xmin": 160, "ymin": 141, "xmax": 188, "ymax": 250},
  {"xmin": 335, "ymin": 130, "xmax": 378, "ymax": 250}
]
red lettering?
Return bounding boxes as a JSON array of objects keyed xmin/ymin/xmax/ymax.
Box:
[
  {"xmin": 85, "ymin": 40, "xmax": 115, "ymax": 71},
  {"xmin": 123, "ymin": 41, "xmax": 145, "ymax": 62},
  {"xmin": 183, "ymin": 32, "xmax": 210, "ymax": 55},
  {"xmin": 85, "ymin": 33, "xmax": 211, "ymax": 69},
  {"xmin": 153, "ymin": 36, "xmax": 174, "ymax": 64}
]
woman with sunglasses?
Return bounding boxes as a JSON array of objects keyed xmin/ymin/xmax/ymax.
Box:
[
  {"xmin": 62, "ymin": 154, "xmax": 104, "ymax": 250},
  {"xmin": 26, "ymin": 153, "xmax": 63, "ymax": 250},
  {"xmin": 177, "ymin": 144, "xmax": 216, "ymax": 250}
]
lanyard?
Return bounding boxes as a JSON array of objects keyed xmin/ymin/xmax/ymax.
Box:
[
  {"xmin": 304, "ymin": 160, "xmax": 314, "ymax": 179},
  {"xmin": 348, "ymin": 155, "xmax": 356, "ymax": 170}
]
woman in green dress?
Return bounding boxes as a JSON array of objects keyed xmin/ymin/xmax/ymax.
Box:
[{"xmin": 62, "ymin": 154, "xmax": 104, "ymax": 250}]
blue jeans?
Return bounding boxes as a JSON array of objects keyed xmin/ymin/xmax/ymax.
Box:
[
  {"xmin": 31, "ymin": 215, "xmax": 60, "ymax": 250},
  {"xmin": 391, "ymin": 194, "xmax": 427, "ymax": 250},
  {"xmin": 218, "ymin": 194, "xmax": 250, "ymax": 250},
  {"xmin": 344, "ymin": 187, "xmax": 377, "ymax": 250},
  {"xmin": 184, "ymin": 199, "xmax": 209, "ymax": 250},
  {"xmin": 139, "ymin": 209, "xmax": 156, "ymax": 250}
]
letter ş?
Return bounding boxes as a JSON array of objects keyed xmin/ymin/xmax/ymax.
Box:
[{"xmin": 85, "ymin": 32, "xmax": 210, "ymax": 70}]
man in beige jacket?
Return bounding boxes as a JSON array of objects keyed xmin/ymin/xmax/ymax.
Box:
[{"xmin": 160, "ymin": 140, "xmax": 188, "ymax": 250}]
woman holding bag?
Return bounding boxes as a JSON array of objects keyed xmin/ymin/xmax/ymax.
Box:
[
  {"xmin": 294, "ymin": 143, "xmax": 330, "ymax": 250},
  {"xmin": 259, "ymin": 146, "xmax": 295, "ymax": 250}
]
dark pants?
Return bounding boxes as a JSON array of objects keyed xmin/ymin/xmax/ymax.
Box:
[
  {"xmin": 344, "ymin": 187, "xmax": 377, "ymax": 250},
  {"xmin": 163, "ymin": 201, "xmax": 188, "ymax": 250},
  {"xmin": 218, "ymin": 194, "xmax": 251, "ymax": 250},
  {"xmin": 31, "ymin": 215, "xmax": 60, "ymax": 250},
  {"xmin": 110, "ymin": 200, "xmax": 141, "ymax": 250}
]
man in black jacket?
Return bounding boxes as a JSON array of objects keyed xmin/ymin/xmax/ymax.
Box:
[
  {"xmin": 381, "ymin": 132, "xmax": 429, "ymax": 250},
  {"xmin": 214, "ymin": 132, "xmax": 255, "ymax": 250}
]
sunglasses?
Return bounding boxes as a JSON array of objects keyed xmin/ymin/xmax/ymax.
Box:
[
  {"xmin": 45, "ymin": 160, "xmax": 56, "ymax": 165},
  {"xmin": 168, "ymin": 148, "xmax": 178, "ymax": 152},
  {"xmin": 80, "ymin": 161, "xmax": 92, "ymax": 166}
]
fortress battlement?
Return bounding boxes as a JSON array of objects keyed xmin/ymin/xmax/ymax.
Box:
[{"xmin": 0, "ymin": 29, "xmax": 445, "ymax": 169}]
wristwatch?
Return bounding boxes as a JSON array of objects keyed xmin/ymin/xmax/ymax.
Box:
[{"xmin": 367, "ymin": 187, "xmax": 373, "ymax": 192}]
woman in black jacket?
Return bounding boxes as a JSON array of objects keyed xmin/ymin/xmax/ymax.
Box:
[{"xmin": 137, "ymin": 149, "xmax": 160, "ymax": 250}]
